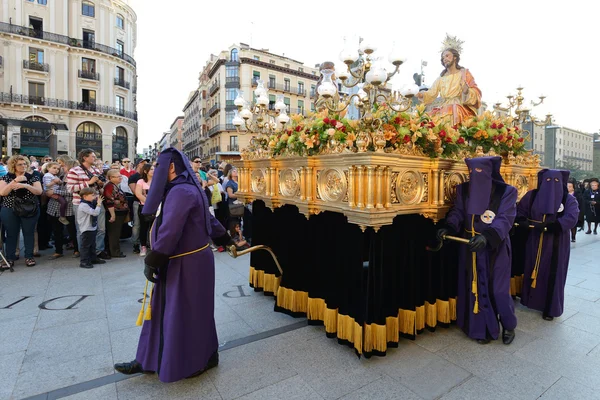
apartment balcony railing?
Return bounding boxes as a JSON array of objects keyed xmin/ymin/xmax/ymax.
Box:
[
  {"xmin": 208, "ymin": 103, "xmax": 220, "ymax": 117},
  {"xmin": 0, "ymin": 92, "xmax": 137, "ymax": 121},
  {"xmin": 225, "ymin": 124, "xmax": 237, "ymax": 130},
  {"xmin": 225, "ymin": 76, "xmax": 240, "ymax": 88},
  {"xmin": 227, "ymin": 144, "xmax": 239, "ymax": 152},
  {"xmin": 0, "ymin": 22, "xmax": 136, "ymax": 67},
  {"xmin": 132, "ymin": 86, "xmax": 137, "ymax": 94},
  {"xmin": 209, "ymin": 80, "xmax": 220, "ymax": 96},
  {"xmin": 23, "ymin": 60, "xmax": 49, "ymax": 72},
  {"xmin": 114, "ymin": 78, "xmax": 131, "ymax": 89},
  {"xmin": 78, "ymin": 70, "xmax": 100, "ymax": 81},
  {"xmin": 208, "ymin": 125, "xmax": 222, "ymax": 137},
  {"xmin": 259, "ymin": 80, "xmax": 308, "ymax": 97}
]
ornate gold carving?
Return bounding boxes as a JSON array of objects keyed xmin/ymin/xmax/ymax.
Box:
[
  {"xmin": 515, "ymin": 175, "xmax": 529, "ymax": 200},
  {"xmin": 444, "ymin": 172, "xmax": 467, "ymax": 203},
  {"xmin": 395, "ymin": 170, "xmax": 424, "ymax": 205},
  {"xmin": 251, "ymin": 169, "xmax": 266, "ymax": 194},
  {"xmin": 317, "ymin": 168, "xmax": 347, "ymax": 202},
  {"xmin": 422, "ymin": 174, "xmax": 429, "ymax": 202},
  {"xmin": 390, "ymin": 172, "xmax": 400, "ymax": 204},
  {"xmin": 279, "ymin": 168, "xmax": 300, "ymax": 198},
  {"xmin": 343, "ymin": 171, "xmax": 349, "ymax": 203}
]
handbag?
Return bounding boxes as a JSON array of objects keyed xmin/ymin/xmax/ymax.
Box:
[
  {"xmin": 211, "ymin": 187, "xmax": 222, "ymax": 205},
  {"xmin": 14, "ymin": 196, "xmax": 38, "ymax": 218},
  {"xmin": 229, "ymin": 201, "xmax": 245, "ymax": 217}
]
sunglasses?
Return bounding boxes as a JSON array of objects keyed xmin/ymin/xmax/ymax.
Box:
[
  {"xmin": 44, "ymin": 159, "xmax": 52, "ymax": 162},
  {"xmin": 123, "ymin": 161, "xmax": 130, "ymax": 163},
  {"xmin": 193, "ymin": 160, "xmax": 201, "ymax": 163}
]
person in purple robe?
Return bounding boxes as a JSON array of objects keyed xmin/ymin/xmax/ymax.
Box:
[
  {"xmin": 436, "ymin": 156, "xmax": 517, "ymax": 344},
  {"xmin": 516, "ymin": 169, "xmax": 579, "ymax": 321},
  {"xmin": 114, "ymin": 148, "xmax": 233, "ymax": 382}
]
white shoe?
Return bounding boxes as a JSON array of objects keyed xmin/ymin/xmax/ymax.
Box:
[{"xmin": 140, "ymin": 246, "xmax": 147, "ymax": 257}]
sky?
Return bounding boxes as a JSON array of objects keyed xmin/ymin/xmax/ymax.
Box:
[{"xmin": 130, "ymin": 0, "xmax": 599, "ymax": 152}]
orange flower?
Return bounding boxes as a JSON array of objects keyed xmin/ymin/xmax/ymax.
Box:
[{"xmin": 305, "ymin": 137, "xmax": 315, "ymax": 149}]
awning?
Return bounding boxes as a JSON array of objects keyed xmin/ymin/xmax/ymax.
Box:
[{"xmin": 0, "ymin": 118, "xmax": 68, "ymax": 131}]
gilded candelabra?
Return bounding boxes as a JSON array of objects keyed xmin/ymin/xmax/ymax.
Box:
[
  {"xmin": 316, "ymin": 38, "xmax": 419, "ymax": 152},
  {"xmin": 493, "ymin": 86, "xmax": 552, "ymax": 128}
]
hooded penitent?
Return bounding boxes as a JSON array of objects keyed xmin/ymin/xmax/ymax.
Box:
[
  {"xmin": 464, "ymin": 156, "xmax": 504, "ymax": 215},
  {"xmin": 532, "ymin": 169, "xmax": 570, "ymax": 215}
]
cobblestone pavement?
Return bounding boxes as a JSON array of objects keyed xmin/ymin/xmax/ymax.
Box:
[{"xmin": 1, "ymin": 233, "xmax": 600, "ymax": 400}]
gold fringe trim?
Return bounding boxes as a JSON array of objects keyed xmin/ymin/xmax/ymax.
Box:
[
  {"xmin": 324, "ymin": 307, "xmax": 338, "ymax": 334},
  {"xmin": 416, "ymin": 305, "xmax": 425, "ymax": 332},
  {"xmin": 276, "ymin": 287, "xmax": 308, "ymax": 313},
  {"xmin": 364, "ymin": 323, "xmax": 387, "ymax": 354},
  {"xmin": 386, "ymin": 317, "xmax": 399, "ymax": 343},
  {"xmin": 510, "ymin": 274, "xmax": 524, "ymax": 296},
  {"xmin": 425, "ymin": 301, "xmax": 437, "ymax": 328},
  {"xmin": 337, "ymin": 314, "xmax": 362, "ymax": 354},
  {"xmin": 307, "ymin": 298, "xmax": 325, "ymax": 321},
  {"xmin": 435, "ymin": 299, "xmax": 450, "ymax": 324},
  {"xmin": 449, "ymin": 298, "xmax": 457, "ymax": 321},
  {"xmin": 249, "ymin": 266, "xmax": 281, "ymax": 294},
  {"xmin": 399, "ymin": 309, "xmax": 416, "ymax": 336}
]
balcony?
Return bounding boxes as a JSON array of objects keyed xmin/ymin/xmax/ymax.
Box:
[
  {"xmin": 208, "ymin": 125, "xmax": 222, "ymax": 137},
  {"xmin": 208, "ymin": 103, "xmax": 220, "ymax": 117},
  {"xmin": 225, "ymin": 124, "xmax": 238, "ymax": 131},
  {"xmin": 209, "ymin": 80, "xmax": 220, "ymax": 96},
  {"xmin": 227, "ymin": 144, "xmax": 239, "ymax": 152},
  {"xmin": 114, "ymin": 78, "xmax": 131, "ymax": 89},
  {"xmin": 23, "ymin": 60, "xmax": 49, "ymax": 72},
  {"xmin": 0, "ymin": 22, "xmax": 136, "ymax": 67},
  {"xmin": 78, "ymin": 70, "xmax": 100, "ymax": 81},
  {"xmin": 297, "ymin": 88, "xmax": 306, "ymax": 96},
  {"xmin": 0, "ymin": 92, "xmax": 137, "ymax": 121},
  {"xmin": 225, "ymin": 76, "xmax": 240, "ymax": 88}
]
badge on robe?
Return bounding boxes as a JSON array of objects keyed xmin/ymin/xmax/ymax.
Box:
[
  {"xmin": 557, "ymin": 203, "xmax": 564, "ymax": 213},
  {"xmin": 481, "ymin": 210, "xmax": 496, "ymax": 224}
]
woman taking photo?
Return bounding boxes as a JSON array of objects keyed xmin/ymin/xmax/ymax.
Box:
[
  {"xmin": 135, "ymin": 164, "xmax": 153, "ymax": 256},
  {"xmin": 104, "ymin": 169, "xmax": 129, "ymax": 258},
  {"xmin": 0, "ymin": 155, "xmax": 43, "ymax": 269}
]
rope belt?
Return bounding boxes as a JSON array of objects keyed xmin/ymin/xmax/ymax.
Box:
[
  {"xmin": 466, "ymin": 215, "xmax": 479, "ymax": 314},
  {"xmin": 528, "ymin": 216, "xmax": 546, "ymax": 288},
  {"xmin": 136, "ymin": 243, "xmax": 210, "ymax": 326}
]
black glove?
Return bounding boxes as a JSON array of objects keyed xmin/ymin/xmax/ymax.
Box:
[
  {"xmin": 534, "ymin": 221, "xmax": 559, "ymax": 233},
  {"xmin": 436, "ymin": 228, "xmax": 450, "ymax": 241},
  {"xmin": 213, "ymin": 232, "xmax": 235, "ymax": 248},
  {"xmin": 514, "ymin": 218, "xmax": 530, "ymax": 231},
  {"xmin": 144, "ymin": 264, "xmax": 158, "ymax": 283},
  {"xmin": 468, "ymin": 234, "xmax": 487, "ymax": 252}
]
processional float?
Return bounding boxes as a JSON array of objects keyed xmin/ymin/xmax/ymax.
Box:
[{"xmin": 227, "ymin": 35, "xmax": 550, "ymax": 356}]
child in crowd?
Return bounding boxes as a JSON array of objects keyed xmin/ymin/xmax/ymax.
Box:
[
  {"xmin": 76, "ymin": 188, "xmax": 106, "ymax": 269},
  {"xmin": 230, "ymin": 220, "xmax": 250, "ymax": 251},
  {"xmin": 43, "ymin": 162, "xmax": 69, "ymax": 225}
]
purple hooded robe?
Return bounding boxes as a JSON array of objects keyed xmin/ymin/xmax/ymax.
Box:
[
  {"xmin": 135, "ymin": 148, "xmax": 227, "ymax": 383},
  {"xmin": 445, "ymin": 157, "xmax": 517, "ymax": 340},
  {"xmin": 517, "ymin": 169, "xmax": 579, "ymax": 317}
]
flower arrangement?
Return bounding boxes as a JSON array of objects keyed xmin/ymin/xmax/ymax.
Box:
[{"xmin": 244, "ymin": 105, "xmax": 530, "ymax": 161}]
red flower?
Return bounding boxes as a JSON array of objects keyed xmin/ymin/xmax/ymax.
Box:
[
  {"xmin": 453, "ymin": 124, "xmax": 458, "ymax": 130},
  {"xmin": 295, "ymin": 125, "xmax": 303, "ymax": 132},
  {"xmin": 420, "ymin": 121, "xmax": 426, "ymax": 127},
  {"xmin": 507, "ymin": 135, "xmax": 513, "ymax": 140},
  {"xmin": 439, "ymin": 130, "xmax": 447, "ymax": 138},
  {"xmin": 497, "ymin": 135, "xmax": 504, "ymax": 141},
  {"xmin": 403, "ymin": 135, "xmax": 411, "ymax": 144},
  {"xmin": 491, "ymin": 123, "xmax": 497, "ymax": 129},
  {"xmin": 340, "ymin": 126, "xmax": 346, "ymax": 133},
  {"xmin": 330, "ymin": 119, "xmax": 338, "ymax": 126},
  {"xmin": 428, "ymin": 122, "xmax": 435, "ymax": 128},
  {"xmin": 445, "ymin": 137, "xmax": 453, "ymax": 143},
  {"xmin": 457, "ymin": 137, "xmax": 465, "ymax": 144},
  {"xmin": 323, "ymin": 117, "xmax": 330, "ymax": 124},
  {"xmin": 518, "ymin": 137, "xmax": 524, "ymax": 142},
  {"xmin": 515, "ymin": 126, "xmax": 519, "ymax": 131},
  {"xmin": 394, "ymin": 116, "xmax": 401, "ymax": 124},
  {"xmin": 498, "ymin": 123, "xmax": 504, "ymax": 129},
  {"xmin": 492, "ymin": 135, "xmax": 497, "ymax": 141}
]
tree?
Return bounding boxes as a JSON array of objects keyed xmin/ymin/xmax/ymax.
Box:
[{"xmin": 556, "ymin": 160, "xmax": 598, "ymax": 181}]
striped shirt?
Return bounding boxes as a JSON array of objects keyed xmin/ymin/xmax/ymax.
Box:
[{"xmin": 66, "ymin": 165, "xmax": 103, "ymax": 205}]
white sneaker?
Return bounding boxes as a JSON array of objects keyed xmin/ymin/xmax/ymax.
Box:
[{"xmin": 140, "ymin": 246, "xmax": 147, "ymax": 256}]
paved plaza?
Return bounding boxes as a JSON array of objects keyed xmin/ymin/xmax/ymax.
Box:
[{"xmin": 1, "ymin": 233, "xmax": 600, "ymax": 400}]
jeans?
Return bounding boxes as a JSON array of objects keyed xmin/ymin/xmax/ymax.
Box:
[
  {"xmin": 131, "ymin": 201, "xmax": 140, "ymax": 245},
  {"xmin": 74, "ymin": 203, "xmax": 105, "ymax": 254},
  {"xmin": 80, "ymin": 230, "xmax": 96, "ymax": 266},
  {"xmin": 1, "ymin": 207, "xmax": 39, "ymax": 260}
]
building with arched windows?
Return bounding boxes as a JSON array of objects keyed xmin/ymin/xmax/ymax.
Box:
[{"xmin": 0, "ymin": 0, "xmax": 137, "ymax": 161}]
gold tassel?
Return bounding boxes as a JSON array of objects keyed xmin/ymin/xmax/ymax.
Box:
[
  {"xmin": 530, "ymin": 215, "xmax": 546, "ymax": 289},
  {"xmin": 449, "ymin": 298, "xmax": 457, "ymax": 321},
  {"xmin": 136, "ymin": 280, "xmax": 149, "ymax": 326},
  {"xmin": 144, "ymin": 283, "xmax": 154, "ymax": 321},
  {"xmin": 471, "ymin": 215, "xmax": 479, "ymax": 314}
]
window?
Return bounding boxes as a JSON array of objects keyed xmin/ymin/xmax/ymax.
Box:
[
  {"xmin": 230, "ymin": 136, "xmax": 238, "ymax": 150},
  {"xmin": 270, "ymin": 60, "xmax": 276, "ymax": 65},
  {"xmin": 115, "ymin": 66, "xmax": 124, "ymax": 82},
  {"xmin": 311, "ymin": 102, "xmax": 315, "ymax": 112},
  {"xmin": 269, "ymin": 75, "xmax": 276, "ymax": 88},
  {"xmin": 28, "ymin": 82, "xmax": 44, "ymax": 104},
  {"xmin": 116, "ymin": 14, "xmax": 124, "ymax": 29},
  {"xmin": 82, "ymin": 58, "xmax": 96, "ymax": 73},
  {"xmin": 269, "ymin": 94, "xmax": 276, "ymax": 110},
  {"xmin": 298, "ymin": 67, "xmax": 304, "ymax": 72},
  {"xmin": 284, "ymin": 63, "xmax": 290, "ymax": 69},
  {"xmin": 284, "ymin": 97, "xmax": 290, "ymax": 113},
  {"xmin": 226, "ymin": 65, "xmax": 238, "ymax": 77},
  {"xmin": 298, "ymin": 81, "xmax": 304, "ymax": 95},
  {"xmin": 116, "ymin": 95, "xmax": 125, "ymax": 115},
  {"xmin": 38, "ymin": 0, "xmax": 48, "ymax": 4},
  {"xmin": 252, "ymin": 70, "xmax": 260, "ymax": 84},
  {"xmin": 253, "ymin": 55, "xmax": 260, "ymax": 61},
  {"xmin": 29, "ymin": 48, "xmax": 44, "ymax": 64},
  {"xmin": 298, "ymin": 100, "xmax": 304, "ymax": 114},
  {"xmin": 116, "ymin": 40, "xmax": 124, "ymax": 57},
  {"xmin": 82, "ymin": 30, "xmax": 95, "ymax": 48},
  {"xmin": 82, "ymin": 1, "xmax": 95, "ymax": 17},
  {"xmin": 226, "ymin": 89, "xmax": 236, "ymax": 106},
  {"xmin": 226, "ymin": 111, "xmax": 235, "ymax": 125},
  {"xmin": 311, "ymin": 85, "xmax": 316, "ymax": 97},
  {"xmin": 77, "ymin": 122, "xmax": 102, "ymax": 140},
  {"xmin": 284, "ymin": 79, "xmax": 290, "ymax": 92},
  {"xmin": 82, "ymin": 89, "xmax": 96, "ymax": 108},
  {"xmin": 230, "ymin": 48, "xmax": 239, "ymax": 62}
]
